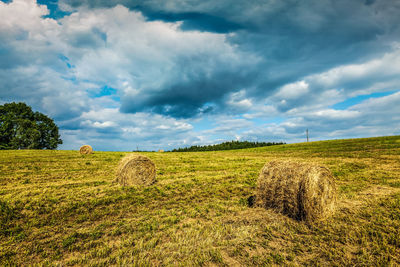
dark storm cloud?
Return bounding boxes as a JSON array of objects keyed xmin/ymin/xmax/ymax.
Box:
[
  {"xmin": 61, "ymin": 0, "xmax": 245, "ymax": 33},
  {"xmin": 59, "ymin": 0, "xmax": 400, "ymax": 118},
  {"xmin": 141, "ymin": 10, "xmax": 243, "ymax": 33},
  {"xmin": 121, "ymin": 70, "xmax": 254, "ymax": 118}
]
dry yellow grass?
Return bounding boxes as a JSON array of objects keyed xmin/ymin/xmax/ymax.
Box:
[{"xmin": 1, "ymin": 135, "xmax": 400, "ymax": 265}]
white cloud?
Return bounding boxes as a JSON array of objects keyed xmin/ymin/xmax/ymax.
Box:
[
  {"xmin": 0, "ymin": 0, "xmax": 51, "ymax": 32},
  {"xmin": 265, "ymin": 46, "xmax": 400, "ymax": 114},
  {"xmin": 309, "ymin": 48, "xmax": 400, "ymax": 90},
  {"xmin": 60, "ymin": 107, "xmax": 196, "ymax": 150},
  {"xmin": 308, "ymin": 109, "xmax": 360, "ymax": 120},
  {"xmin": 274, "ymin": 81, "xmax": 309, "ymax": 99},
  {"xmin": 225, "ymin": 90, "xmax": 253, "ymax": 112},
  {"xmin": 0, "ymin": 0, "xmax": 254, "ymax": 150},
  {"xmin": 55, "ymin": 4, "xmax": 254, "ymax": 115},
  {"xmin": 350, "ymin": 91, "xmax": 400, "ymax": 118},
  {"xmin": 1, "ymin": 0, "xmax": 256, "ymax": 115}
]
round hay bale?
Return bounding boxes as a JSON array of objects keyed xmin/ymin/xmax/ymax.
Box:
[
  {"xmin": 158, "ymin": 149, "xmax": 164, "ymax": 152},
  {"xmin": 79, "ymin": 145, "xmax": 93, "ymax": 155},
  {"xmin": 255, "ymin": 160, "xmax": 336, "ymax": 223},
  {"xmin": 115, "ymin": 154, "xmax": 156, "ymax": 186}
]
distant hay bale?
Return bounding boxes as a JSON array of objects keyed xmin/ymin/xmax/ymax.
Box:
[
  {"xmin": 115, "ymin": 154, "xmax": 156, "ymax": 186},
  {"xmin": 79, "ymin": 145, "xmax": 93, "ymax": 155},
  {"xmin": 255, "ymin": 160, "xmax": 336, "ymax": 223},
  {"xmin": 158, "ymin": 149, "xmax": 164, "ymax": 152}
]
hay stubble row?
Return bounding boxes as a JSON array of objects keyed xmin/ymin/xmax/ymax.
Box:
[
  {"xmin": 4, "ymin": 136, "xmax": 399, "ymax": 266},
  {"xmin": 78, "ymin": 146, "xmax": 337, "ymax": 223},
  {"xmin": 108, "ymin": 150, "xmax": 337, "ymax": 223},
  {"xmin": 78, "ymin": 142, "xmax": 337, "ymax": 223}
]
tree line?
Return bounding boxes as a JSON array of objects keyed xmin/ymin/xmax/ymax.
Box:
[{"xmin": 171, "ymin": 140, "xmax": 285, "ymax": 152}]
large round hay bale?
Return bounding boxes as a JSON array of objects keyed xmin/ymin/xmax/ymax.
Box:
[
  {"xmin": 255, "ymin": 160, "xmax": 336, "ymax": 223},
  {"xmin": 79, "ymin": 145, "xmax": 93, "ymax": 155},
  {"xmin": 115, "ymin": 154, "xmax": 156, "ymax": 186}
]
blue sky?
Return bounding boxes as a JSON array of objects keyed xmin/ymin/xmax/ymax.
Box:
[{"xmin": 1, "ymin": 0, "xmax": 400, "ymax": 151}]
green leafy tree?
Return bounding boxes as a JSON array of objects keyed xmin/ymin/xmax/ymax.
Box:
[{"xmin": 0, "ymin": 102, "xmax": 62, "ymax": 149}]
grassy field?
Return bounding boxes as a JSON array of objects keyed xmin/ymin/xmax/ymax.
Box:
[{"xmin": 1, "ymin": 136, "xmax": 400, "ymax": 266}]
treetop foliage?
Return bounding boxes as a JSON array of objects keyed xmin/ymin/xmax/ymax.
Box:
[
  {"xmin": 172, "ymin": 140, "xmax": 285, "ymax": 152},
  {"xmin": 0, "ymin": 102, "xmax": 62, "ymax": 150}
]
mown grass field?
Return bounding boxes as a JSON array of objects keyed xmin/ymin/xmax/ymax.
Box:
[{"xmin": 1, "ymin": 136, "xmax": 400, "ymax": 266}]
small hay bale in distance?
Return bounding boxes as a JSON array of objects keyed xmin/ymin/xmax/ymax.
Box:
[
  {"xmin": 158, "ymin": 149, "xmax": 164, "ymax": 152},
  {"xmin": 79, "ymin": 145, "xmax": 93, "ymax": 155},
  {"xmin": 115, "ymin": 154, "xmax": 156, "ymax": 186},
  {"xmin": 255, "ymin": 160, "xmax": 336, "ymax": 223}
]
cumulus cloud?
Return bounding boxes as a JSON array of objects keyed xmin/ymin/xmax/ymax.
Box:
[
  {"xmin": 263, "ymin": 45, "xmax": 400, "ymax": 115},
  {"xmin": 0, "ymin": 0, "xmax": 256, "ymax": 149},
  {"xmin": 60, "ymin": 0, "xmax": 400, "ymax": 94},
  {"xmin": 241, "ymin": 91, "xmax": 400, "ymax": 143},
  {"xmin": 0, "ymin": 0, "xmax": 256, "ymax": 118},
  {"xmin": 61, "ymin": 107, "xmax": 196, "ymax": 150},
  {"xmin": 60, "ymin": 4, "xmax": 258, "ymax": 118}
]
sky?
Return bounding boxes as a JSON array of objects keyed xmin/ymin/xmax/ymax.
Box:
[{"xmin": 0, "ymin": 0, "xmax": 400, "ymax": 151}]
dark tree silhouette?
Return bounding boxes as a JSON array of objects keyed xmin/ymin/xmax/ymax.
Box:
[
  {"xmin": 172, "ymin": 140, "xmax": 285, "ymax": 152},
  {"xmin": 0, "ymin": 102, "xmax": 62, "ymax": 149}
]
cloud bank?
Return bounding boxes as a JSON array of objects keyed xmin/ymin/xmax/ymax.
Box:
[{"xmin": 0, "ymin": 0, "xmax": 399, "ymax": 150}]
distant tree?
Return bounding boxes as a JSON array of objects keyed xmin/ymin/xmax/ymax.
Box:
[
  {"xmin": 0, "ymin": 102, "xmax": 62, "ymax": 150},
  {"xmin": 172, "ymin": 140, "xmax": 285, "ymax": 152}
]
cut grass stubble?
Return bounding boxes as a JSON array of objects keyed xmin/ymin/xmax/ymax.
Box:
[{"xmin": 0, "ymin": 135, "xmax": 400, "ymax": 265}]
